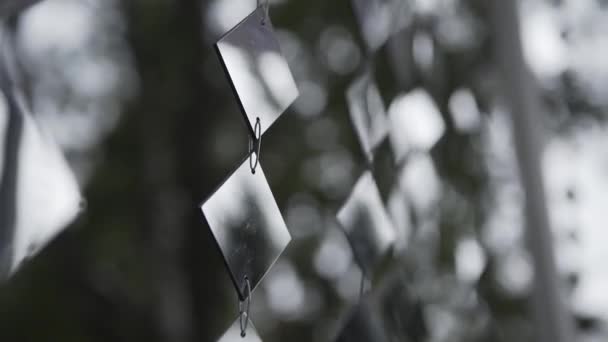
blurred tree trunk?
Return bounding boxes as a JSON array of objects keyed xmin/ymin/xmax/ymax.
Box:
[
  {"xmin": 492, "ymin": 1, "xmax": 575, "ymax": 342},
  {"xmin": 123, "ymin": 1, "xmax": 232, "ymax": 341},
  {"xmin": 124, "ymin": 1, "xmax": 200, "ymax": 340}
]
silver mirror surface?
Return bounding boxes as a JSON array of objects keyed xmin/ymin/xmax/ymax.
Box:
[
  {"xmin": 346, "ymin": 71, "xmax": 388, "ymax": 164},
  {"xmin": 217, "ymin": 314, "xmax": 262, "ymax": 342},
  {"xmin": 201, "ymin": 154, "xmax": 291, "ymax": 300},
  {"xmin": 0, "ymin": 88, "xmax": 81, "ymax": 281},
  {"xmin": 215, "ymin": 6, "xmax": 299, "ymax": 137},
  {"xmin": 337, "ymin": 171, "xmax": 396, "ymax": 276}
]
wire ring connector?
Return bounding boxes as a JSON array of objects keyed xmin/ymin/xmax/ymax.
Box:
[
  {"xmin": 238, "ymin": 276, "xmax": 252, "ymax": 337},
  {"xmin": 249, "ymin": 117, "xmax": 262, "ymax": 174}
]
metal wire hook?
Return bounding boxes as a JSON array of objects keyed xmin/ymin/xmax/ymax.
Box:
[
  {"xmin": 238, "ymin": 276, "xmax": 252, "ymax": 337},
  {"xmin": 249, "ymin": 117, "xmax": 262, "ymax": 174}
]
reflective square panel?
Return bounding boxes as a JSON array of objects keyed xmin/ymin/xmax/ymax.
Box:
[
  {"xmin": 351, "ymin": 0, "xmax": 409, "ymax": 51},
  {"xmin": 335, "ymin": 272, "xmax": 426, "ymax": 342},
  {"xmin": 0, "ymin": 89, "xmax": 81, "ymax": 281},
  {"xmin": 337, "ymin": 171, "xmax": 396, "ymax": 276},
  {"xmin": 201, "ymin": 155, "xmax": 291, "ymax": 300},
  {"xmin": 215, "ymin": 6, "xmax": 299, "ymax": 137},
  {"xmin": 217, "ymin": 314, "xmax": 262, "ymax": 342},
  {"xmin": 346, "ymin": 71, "xmax": 388, "ymax": 164}
]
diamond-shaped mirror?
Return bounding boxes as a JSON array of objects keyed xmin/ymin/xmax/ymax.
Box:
[
  {"xmin": 0, "ymin": 88, "xmax": 81, "ymax": 280},
  {"xmin": 215, "ymin": 6, "xmax": 299, "ymax": 137},
  {"xmin": 337, "ymin": 171, "xmax": 396, "ymax": 276},
  {"xmin": 346, "ymin": 71, "xmax": 388, "ymax": 164},
  {"xmin": 335, "ymin": 272, "xmax": 426, "ymax": 342},
  {"xmin": 201, "ymin": 154, "xmax": 291, "ymax": 300}
]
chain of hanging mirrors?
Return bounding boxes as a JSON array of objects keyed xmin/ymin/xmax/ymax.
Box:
[
  {"xmin": 335, "ymin": 1, "xmax": 430, "ymax": 341},
  {"xmin": 0, "ymin": 0, "xmax": 424, "ymax": 340},
  {"xmin": 204, "ymin": 0, "xmax": 425, "ymax": 340},
  {"xmin": 203, "ymin": 1, "xmax": 298, "ymax": 339}
]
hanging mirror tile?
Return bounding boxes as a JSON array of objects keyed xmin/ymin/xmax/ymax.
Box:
[
  {"xmin": 346, "ymin": 71, "xmax": 388, "ymax": 164},
  {"xmin": 335, "ymin": 272, "xmax": 427, "ymax": 342},
  {"xmin": 337, "ymin": 171, "xmax": 396, "ymax": 277},
  {"xmin": 0, "ymin": 89, "xmax": 81, "ymax": 280},
  {"xmin": 201, "ymin": 154, "xmax": 291, "ymax": 300},
  {"xmin": 215, "ymin": 5, "xmax": 299, "ymax": 137},
  {"xmin": 217, "ymin": 314, "xmax": 262, "ymax": 342}
]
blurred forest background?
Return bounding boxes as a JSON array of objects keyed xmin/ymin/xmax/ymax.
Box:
[{"xmin": 1, "ymin": 0, "xmax": 608, "ymax": 341}]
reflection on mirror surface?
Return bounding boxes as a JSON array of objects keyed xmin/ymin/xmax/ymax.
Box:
[
  {"xmin": 0, "ymin": 89, "xmax": 81, "ymax": 280},
  {"xmin": 201, "ymin": 154, "xmax": 291, "ymax": 300},
  {"xmin": 337, "ymin": 171, "xmax": 395, "ymax": 276},
  {"xmin": 216, "ymin": 6, "xmax": 299, "ymax": 137},
  {"xmin": 217, "ymin": 314, "xmax": 262, "ymax": 342},
  {"xmin": 346, "ymin": 72, "xmax": 388, "ymax": 164}
]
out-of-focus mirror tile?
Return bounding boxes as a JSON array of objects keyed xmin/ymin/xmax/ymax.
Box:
[
  {"xmin": 0, "ymin": 89, "xmax": 81, "ymax": 280},
  {"xmin": 216, "ymin": 6, "xmax": 299, "ymax": 137},
  {"xmin": 346, "ymin": 72, "xmax": 388, "ymax": 164},
  {"xmin": 335, "ymin": 272, "xmax": 427, "ymax": 342},
  {"xmin": 337, "ymin": 171, "xmax": 396, "ymax": 276}
]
